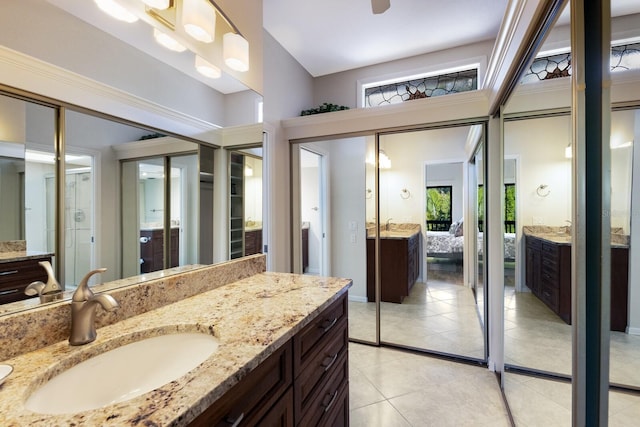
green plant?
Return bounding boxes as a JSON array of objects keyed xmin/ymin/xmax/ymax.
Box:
[{"xmin": 300, "ymin": 102, "xmax": 349, "ymax": 116}]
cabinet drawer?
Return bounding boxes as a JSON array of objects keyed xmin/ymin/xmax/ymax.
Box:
[
  {"xmin": 539, "ymin": 283, "xmax": 559, "ymax": 311},
  {"xmin": 0, "ymin": 257, "xmax": 51, "ymax": 304},
  {"xmin": 294, "ymin": 318, "xmax": 347, "ymax": 417},
  {"xmin": 189, "ymin": 341, "xmax": 293, "ymax": 427},
  {"xmin": 296, "ymin": 352, "xmax": 348, "ymax": 427},
  {"xmin": 294, "ymin": 295, "xmax": 347, "ymax": 375}
]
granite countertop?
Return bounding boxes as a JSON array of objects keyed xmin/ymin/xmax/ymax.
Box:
[
  {"xmin": 0, "ymin": 272, "xmax": 352, "ymax": 426},
  {"xmin": 523, "ymin": 225, "xmax": 629, "ymax": 247},
  {"xmin": 0, "ymin": 251, "xmax": 54, "ymax": 263},
  {"xmin": 366, "ymin": 223, "xmax": 421, "ymax": 240}
]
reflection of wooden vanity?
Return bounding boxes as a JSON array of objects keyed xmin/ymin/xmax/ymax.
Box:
[
  {"xmin": 139, "ymin": 228, "xmax": 179, "ymax": 273},
  {"xmin": 525, "ymin": 231, "xmax": 629, "ymax": 332},
  {"xmin": 366, "ymin": 225, "xmax": 421, "ymax": 303},
  {"xmin": 0, "ymin": 252, "xmax": 53, "ymax": 305}
]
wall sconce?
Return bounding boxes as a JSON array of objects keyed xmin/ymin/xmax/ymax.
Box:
[
  {"xmin": 536, "ymin": 184, "xmax": 550, "ymax": 197},
  {"xmin": 223, "ymin": 33, "xmax": 250, "ymax": 72},
  {"xmin": 94, "ymin": 0, "xmax": 250, "ymax": 78},
  {"xmin": 182, "ymin": 0, "xmax": 216, "ymax": 43},
  {"xmin": 379, "ymin": 150, "xmax": 391, "ymax": 169},
  {"xmin": 244, "ymin": 164, "xmax": 253, "ymax": 176}
]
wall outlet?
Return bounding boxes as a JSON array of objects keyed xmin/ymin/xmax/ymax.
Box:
[{"xmin": 350, "ymin": 233, "xmax": 356, "ymax": 244}]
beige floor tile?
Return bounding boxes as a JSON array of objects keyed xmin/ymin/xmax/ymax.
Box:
[{"xmin": 349, "ymin": 400, "xmax": 411, "ymax": 427}]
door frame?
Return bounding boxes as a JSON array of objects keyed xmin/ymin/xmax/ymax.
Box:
[{"xmin": 291, "ymin": 143, "xmax": 330, "ymax": 275}]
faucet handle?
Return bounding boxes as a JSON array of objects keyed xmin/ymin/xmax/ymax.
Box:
[
  {"xmin": 24, "ymin": 281, "xmax": 45, "ymax": 296},
  {"xmin": 72, "ymin": 268, "xmax": 107, "ymax": 302}
]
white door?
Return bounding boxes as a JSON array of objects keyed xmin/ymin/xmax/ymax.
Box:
[{"xmin": 300, "ymin": 148, "xmax": 325, "ymax": 275}]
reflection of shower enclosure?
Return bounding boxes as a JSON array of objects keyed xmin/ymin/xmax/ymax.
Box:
[{"xmin": 45, "ymin": 170, "xmax": 94, "ymax": 288}]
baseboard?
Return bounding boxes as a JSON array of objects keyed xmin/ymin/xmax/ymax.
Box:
[
  {"xmin": 348, "ymin": 295, "xmax": 368, "ymax": 303},
  {"xmin": 627, "ymin": 326, "xmax": 640, "ymax": 336}
]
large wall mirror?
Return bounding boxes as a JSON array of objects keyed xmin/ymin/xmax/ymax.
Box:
[{"xmin": 0, "ymin": 1, "xmax": 263, "ymax": 315}]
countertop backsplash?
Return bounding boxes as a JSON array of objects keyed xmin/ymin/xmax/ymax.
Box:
[{"xmin": 0, "ymin": 255, "xmax": 266, "ymax": 361}]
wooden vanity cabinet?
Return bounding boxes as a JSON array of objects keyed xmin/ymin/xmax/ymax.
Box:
[
  {"xmin": 140, "ymin": 228, "xmax": 179, "ymax": 273},
  {"xmin": 525, "ymin": 235, "xmax": 629, "ymax": 331},
  {"xmin": 366, "ymin": 233, "xmax": 420, "ymax": 303},
  {"xmin": 294, "ymin": 294, "xmax": 349, "ymax": 426},
  {"xmin": 244, "ymin": 229, "xmax": 263, "ymax": 256},
  {"xmin": 189, "ymin": 341, "xmax": 294, "ymax": 427},
  {"xmin": 0, "ymin": 256, "xmax": 52, "ymax": 304},
  {"xmin": 189, "ymin": 293, "xmax": 349, "ymax": 427}
]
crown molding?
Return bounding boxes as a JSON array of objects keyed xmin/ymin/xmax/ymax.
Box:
[
  {"xmin": 282, "ymin": 90, "xmax": 489, "ymax": 142},
  {"xmin": 0, "ymin": 45, "xmax": 221, "ymax": 142}
]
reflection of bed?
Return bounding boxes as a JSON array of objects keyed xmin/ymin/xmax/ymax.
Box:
[{"xmin": 426, "ymin": 231, "xmax": 516, "ymax": 261}]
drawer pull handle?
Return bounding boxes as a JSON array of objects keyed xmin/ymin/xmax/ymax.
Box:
[
  {"xmin": 322, "ymin": 390, "xmax": 338, "ymax": 412},
  {"xmin": 322, "ymin": 353, "xmax": 339, "ymax": 371},
  {"xmin": 0, "ymin": 288, "xmax": 19, "ymax": 296},
  {"xmin": 0, "ymin": 270, "xmax": 19, "ymax": 277},
  {"xmin": 320, "ymin": 317, "xmax": 338, "ymax": 332},
  {"xmin": 224, "ymin": 412, "xmax": 244, "ymax": 427},
  {"xmin": 322, "ymin": 389, "xmax": 339, "ymax": 413}
]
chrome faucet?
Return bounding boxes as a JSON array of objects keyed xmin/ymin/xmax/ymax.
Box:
[
  {"xmin": 24, "ymin": 261, "xmax": 63, "ymax": 303},
  {"xmin": 69, "ymin": 268, "xmax": 119, "ymax": 346},
  {"xmin": 386, "ymin": 218, "xmax": 393, "ymax": 230}
]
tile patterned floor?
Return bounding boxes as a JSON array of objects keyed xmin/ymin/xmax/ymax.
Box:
[
  {"xmin": 348, "ymin": 269, "xmax": 640, "ymax": 425},
  {"xmin": 348, "ymin": 343, "xmax": 512, "ymax": 426}
]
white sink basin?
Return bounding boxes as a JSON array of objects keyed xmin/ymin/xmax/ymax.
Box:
[{"xmin": 25, "ymin": 333, "xmax": 219, "ymax": 414}]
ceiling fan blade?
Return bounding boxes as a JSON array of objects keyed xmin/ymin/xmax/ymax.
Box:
[{"xmin": 371, "ymin": 0, "xmax": 390, "ymax": 14}]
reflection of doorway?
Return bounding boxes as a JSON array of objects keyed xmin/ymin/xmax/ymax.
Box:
[
  {"xmin": 300, "ymin": 148, "xmax": 325, "ymax": 275},
  {"xmin": 425, "ymin": 162, "xmax": 464, "ymax": 286}
]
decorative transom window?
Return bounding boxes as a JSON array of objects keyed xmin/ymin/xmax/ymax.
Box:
[
  {"xmin": 521, "ymin": 41, "xmax": 640, "ymax": 83},
  {"xmin": 364, "ymin": 69, "xmax": 478, "ymax": 108}
]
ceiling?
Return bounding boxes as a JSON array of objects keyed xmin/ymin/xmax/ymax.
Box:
[
  {"xmin": 263, "ymin": 0, "xmax": 640, "ymax": 78},
  {"xmin": 44, "ymin": 1, "xmax": 640, "ymax": 93}
]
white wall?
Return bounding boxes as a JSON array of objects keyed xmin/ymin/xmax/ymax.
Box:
[
  {"xmin": 504, "ymin": 116, "xmax": 572, "ymax": 228},
  {"xmin": 263, "ymin": 31, "xmax": 315, "ymax": 272},
  {"xmin": 326, "ymin": 138, "xmax": 367, "ymax": 299},
  {"xmin": 300, "ymin": 150, "xmax": 321, "ymax": 274}
]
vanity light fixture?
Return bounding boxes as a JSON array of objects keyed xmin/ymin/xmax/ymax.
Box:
[
  {"xmin": 153, "ymin": 28, "xmax": 187, "ymax": 52},
  {"xmin": 141, "ymin": 0, "xmax": 171, "ymax": 9},
  {"xmin": 223, "ymin": 32, "xmax": 250, "ymax": 72},
  {"xmin": 379, "ymin": 150, "xmax": 391, "ymax": 169},
  {"xmin": 195, "ymin": 55, "xmax": 221, "ymax": 78},
  {"xmin": 94, "ymin": 0, "xmax": 138, "ymax": 23},
  {"xmin": 244, "ymin": 164, "xmax": 253, "ymax": 176},
  {"xmin": 182, "ymin": 0, "xmax": 216, "ymax": 43}
]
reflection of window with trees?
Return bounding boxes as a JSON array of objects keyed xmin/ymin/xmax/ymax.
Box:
[
  {"xmin": 477, "ymin": 184, "xmax": 516, "ymax": 233},
  {"xmin": 425, "ymin": 186, "xmax": 452, "ymax": 231}
]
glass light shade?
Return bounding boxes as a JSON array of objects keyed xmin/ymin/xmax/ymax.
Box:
[
  {"xmin": 94, "ymin": 0, "xmax": 138, "ymax": 23},
  {"xmin": 182, "ymin": 0, "xmax": 216, "ymax": 43},
  {"xmin": 153, "ymin": 28, "xmax": 187, "ymax": 52},
  {"xmin": 244, "ymin": 165, "xmax": 253, "ymax": 177},
  {"xmin": 141, "ymin": 0, "xmax": 170, "ymax": 9},
  {"xmin": 223, "ymin": 33, "xmax": 249, "ymax": 72},
  {"xmin": 379, "ymin": 150, "xmax": 391, "ymax": 169},
  {"xmin": 195, "ymin": 55, "xmax": 221, "ymax": 79}
]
